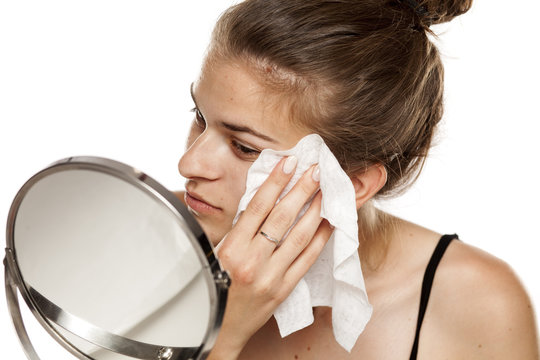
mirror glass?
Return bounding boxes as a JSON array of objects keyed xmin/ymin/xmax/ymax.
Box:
[{"xmin": 5, "ymin": 158, "xmax": 227, "ymax": 360}]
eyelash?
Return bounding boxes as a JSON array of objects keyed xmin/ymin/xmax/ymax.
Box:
[
  {"xmin": 189, "ymin": 107, "xmax": 261, "ymax": 159},
  {"xmin": 230, "ymin": 139, "xmax": 260, "ymax": 157},
  {"xmin": 191, "ymin": 107, "xmax": 206, "ymax": 129}
]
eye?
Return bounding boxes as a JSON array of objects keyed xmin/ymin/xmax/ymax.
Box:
[
  {"xmin": 231, "ymin": 139, "xmax": 261, "ymax": 160},
  {"xmin": 190, "ymin": 107, "xmax": 206, "ymax": 129}
]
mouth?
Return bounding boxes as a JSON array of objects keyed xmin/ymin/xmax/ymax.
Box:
[{"xmin": 184, "ymin": 191, "xmax": 221, "ymax": 215}]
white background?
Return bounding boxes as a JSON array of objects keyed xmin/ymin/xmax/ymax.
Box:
[{"xmin": 1, "ymin": 1, "xmax": 538, "ymax": 358}]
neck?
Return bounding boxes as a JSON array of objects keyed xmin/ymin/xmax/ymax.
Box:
[{"xmin": 357, "ymin": 204, "xmax": 398, "ymax": 275}]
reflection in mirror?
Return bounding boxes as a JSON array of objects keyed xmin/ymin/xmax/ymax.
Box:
[{"xmin": 5, "ymin": 158, "xmax": 228, "ymax": 360}]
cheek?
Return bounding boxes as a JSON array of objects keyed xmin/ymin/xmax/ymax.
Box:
[{"xmin": 224, "ymin": 162, "xmax": 251, "ymax": 207}]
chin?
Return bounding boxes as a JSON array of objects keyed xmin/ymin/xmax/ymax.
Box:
[
  {"xmin": 191, "ymin": 209, "xmax": 235, "ymax": 247},
  {"xmin": 197, "ymin": 221, "xmax": 227, "ymax": 247}
]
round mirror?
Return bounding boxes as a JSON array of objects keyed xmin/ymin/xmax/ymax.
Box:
[{"xmin": 4, "ymin": 157, "xmax": 229, "ymax": 360}]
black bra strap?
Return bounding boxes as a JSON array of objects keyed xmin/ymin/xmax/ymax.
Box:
[{"xmin": 409, "ymin": 234, "xmax": 458, "ymax": 360}]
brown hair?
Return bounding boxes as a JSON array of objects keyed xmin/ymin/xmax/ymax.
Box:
[{"xmin": 207, "ymin": 0, "xmax": 472, "ymax": 266}]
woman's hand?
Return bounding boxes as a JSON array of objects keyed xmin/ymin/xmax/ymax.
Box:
[{"xmin": 208, "ymin": 156, "xmax": 334, "ymax": 359}]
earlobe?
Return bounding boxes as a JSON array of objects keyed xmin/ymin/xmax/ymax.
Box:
[{"xmin": 350, "ymin": 164, "xmax": 387, "ymax": 209}]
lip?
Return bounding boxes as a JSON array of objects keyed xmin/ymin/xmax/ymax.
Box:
[{"xmin": 184, "ymin": 191, "xmax": 221, "ymax": 215}]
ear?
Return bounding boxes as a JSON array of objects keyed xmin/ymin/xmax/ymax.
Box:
[{"xmin": 350, "ymin": 164, "xmax": 387, "ymax": 210}]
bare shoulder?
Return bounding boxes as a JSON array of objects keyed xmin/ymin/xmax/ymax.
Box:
[{"xmin": 424, "ymin": 239, "xmax": 540, "ymax": 358}]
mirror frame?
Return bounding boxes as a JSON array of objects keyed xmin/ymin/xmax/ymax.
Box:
[{"xmin": 4, "ymin": 156, "xmax": 229, "ymax": 360}]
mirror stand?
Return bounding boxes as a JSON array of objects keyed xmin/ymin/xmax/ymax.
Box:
[{"xmin": 5, "ymin": 248, "xmax": 89, "ymax": 360}]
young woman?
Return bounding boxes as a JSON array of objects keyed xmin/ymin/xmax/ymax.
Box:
[{"xmin": 176, "ymin": 0, "xmax": 539, "ymax": 358}]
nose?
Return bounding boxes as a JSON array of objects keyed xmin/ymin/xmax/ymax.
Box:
[{"xmin": 178, "ymin": 129, "xmax": 222, "ymax": 181}]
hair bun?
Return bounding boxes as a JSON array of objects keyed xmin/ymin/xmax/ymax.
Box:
[{"xmin": 417, "ymin": 0, "xmax": 473, "ymax": 26}]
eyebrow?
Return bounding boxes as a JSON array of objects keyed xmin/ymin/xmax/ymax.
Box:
[{"xmin": 190, "ymin": 84, "xmax": 277, "ymax": 144}]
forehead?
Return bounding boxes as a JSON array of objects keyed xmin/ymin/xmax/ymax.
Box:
[{"xmin": 193, "ymin": 60, "xmax": 309, "ymax": 148}]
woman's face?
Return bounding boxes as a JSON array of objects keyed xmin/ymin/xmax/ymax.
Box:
[{"xmin": 178, "ymin": 60, "xmax": 310, "ymax": 245}]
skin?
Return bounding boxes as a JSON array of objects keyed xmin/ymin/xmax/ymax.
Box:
[{"xmin": 177, "ymin": 60, "xmax": 540, "ymax": 359}]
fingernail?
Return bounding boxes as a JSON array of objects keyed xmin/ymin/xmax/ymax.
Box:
[
  {"xmin": 312, "ymin": 164, "xmax": 320, "ymax": 182},
  {"xmin": 282, "ymin": 155, "xmax": 297, "ymax": 174}
]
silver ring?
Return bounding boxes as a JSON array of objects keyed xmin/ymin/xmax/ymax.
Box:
[{"xmin": 259, "ymin": 231, "xmax": 281, "ymax": 247}]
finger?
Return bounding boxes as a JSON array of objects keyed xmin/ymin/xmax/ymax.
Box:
[
  {"xmin": 234, "ymin": 155, "xmax": 297, "ymax": 236},
  {"xmin": 254, "ymin": 164, "xmax": 320, "ymax": 254},
  {"xmin": 281, "ymin": 219, "xmax": 334, "ymax": 289},
  {"xmin": 270, "ymin": 191, "xmax": 323, "ymax": 266}
]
